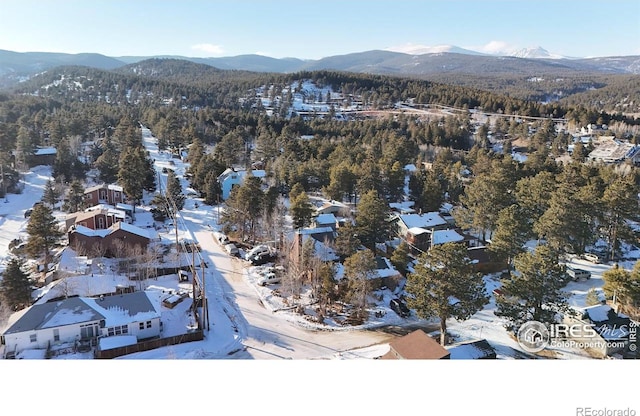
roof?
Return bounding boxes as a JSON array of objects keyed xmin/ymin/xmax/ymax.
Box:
[
  {"xmin": 588, "ymin": 138, "xmax": 639, "ymax": 163},
  {"xmin": 381, "ymin": 329, "xmax": 450, "ymax": 359},
  {"xmin": 84, "ymin": 183, "xmax": 124, "ymax": 193},
  {"xmin": 447, "ymin": 339, "xmax": 497, "ymax": 359},
  {"xmin": 398, "ymin": 212, "xmax": 447, "ymax": 230},
  {"xmin": 3, "ymin": 297, "xmax": 104, "ymax": 335},
  {"xmin": 217, "ymin": 168, "xmax": 266, "ymax": 182},
  {"xmin": 315, "ymin": 213, "xmax": 337, "ymax": 225},
  {"xmin": 34, "ymin": 147, "xmax": 57, "ymax": 156},
  {"xmin": 71, "ymin": 221, "xmax": 152, "ymax": 240},
  {"xmin": 3, "ymin": 291, "xmax": 161, "ymax": 335},
  {"xmin": 431, "ymin": 229, "xmax": 465, "ymax": 245}
]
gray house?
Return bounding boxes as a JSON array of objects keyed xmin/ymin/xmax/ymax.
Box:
[{"xmin": 1, "ymin": 291, "xmax": 161, "ymax": 358}]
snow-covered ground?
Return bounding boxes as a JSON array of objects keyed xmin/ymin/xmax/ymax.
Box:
[{"xmin": 2, "ymin": 127, "xmax": 637, "ymax": 415}]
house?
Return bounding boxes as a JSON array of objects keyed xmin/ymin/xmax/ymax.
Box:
[
  {"xmin": 430, "ymin": 229, "xmax": 465, "ymax": 247},
  {"xmin": 68, "ymin": 221, "xmax": 152, "ymax": 257},
  {"xmin": 84, "ymin": 184, "xmax": 125, "ymax": 206},
  {"xmin": 217, "ymin": 167, "xmax": 267, "ymax": 200},
  {"xmin": 395, "ymin": 212, "xmax": 448, "ymax": 239},
  {"xmin": 587, "ymin": 137, "xmax": 640, "ymax": 164},
  {"xmin": 380, "ymin": 329, "xmax": 450, "ymax": 359},
  {"xmin": 564, "ymin": 304, "xmax": 632, "ymax": 358},
  {"xmin": 290, "ymin": 227, "xmax": 339, "ymax": 267},
  {"xmin": 314, "ymin": 213, "xmax": 338, "ymax": 231},
  {"xmin": 393, "ymin": 212, "xmax": 449, "ymax": 252},
  {"xmin": 1, "ymin": 291, "xmax": 161, "ymax": 358},
  {"xmin": 65, "ymin": 204, "xmax": 126, "ymax": 231},
  {"xmin": 27, "ymin": 147, "xmax": 57, "ymax": 167},
  {"xmin": 315, "ymin": 200, "xmax": 349, "ymax": 216},
  {"xmin": 447, "ymin": 339, "xmax": 497, "ymax": 359}
]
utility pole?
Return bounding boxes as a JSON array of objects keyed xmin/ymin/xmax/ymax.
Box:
[{"xmin": 1, "ymin": 163, "xmax": 7, "ymax": 203}]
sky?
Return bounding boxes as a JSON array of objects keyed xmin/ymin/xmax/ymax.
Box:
[{"xmin": 0, "ymin": 0, "xmax": 638, "ymax": 59}]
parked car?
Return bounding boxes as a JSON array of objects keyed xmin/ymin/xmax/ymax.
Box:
[
  {"xmin": 583, "ymin": 253, "xmax": 601, "ymax": 264},
  {"xmin": 224, "ymin": 243, "xmax": 239, "ymax": 257},
  {"xmin": 250, "ymin": 251, "xmax": 277, "ymax": 266},
  {"xmin": 258, "ymin": 272, "xmax": 281, "ymax": 286},
  {"xmin": 566, "ymin": 266, "xmax": 591, "ymax": 281},
  {"xmin": 389, "ymin": 298, "xmax": 410, "ymax": 318},
  {"xmin": 245, "ymin": 244, "xmax": 272, "ymax": 261}
]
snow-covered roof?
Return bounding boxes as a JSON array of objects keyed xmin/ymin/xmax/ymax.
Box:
[
  {"xmin": 34, "ymin": 147, "xmax": 57, "ymax": 156},
  {"xmin": 407, "ymin": 227, "xmax": 430, "ymax": 236},
  {"xmin": 2, "ymin": 291, "xmax": 160, "ymax": 335},
  {"xmin": 315, "ymin": 213, "xmax": 337, "ymax": 225},
  {"xmin": 431, "ymin": 229, "xmax": 464, "ymax": 245},
  {"xmin": 399, "ymin": 212, "xmax": 447, "ymax": 229}
]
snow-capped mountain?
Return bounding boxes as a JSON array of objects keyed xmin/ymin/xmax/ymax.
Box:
[
  {"xmin": 510, "ymin": 46, "xmax": 568, "ymax": 59},
  {"xmin": 387, "ymin": 44, "xmax": 485, "ymax": 56}
]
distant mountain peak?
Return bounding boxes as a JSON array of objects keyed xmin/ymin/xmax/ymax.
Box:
[
  {"xmin": 510, "ymin": 46, "xmax": 566, "ymax": 59},
  {"xmin": 386, "ymin": 44, "xmax": 485, "ymax": 56}
]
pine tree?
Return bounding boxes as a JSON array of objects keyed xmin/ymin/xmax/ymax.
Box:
[
  {"xmin": 488, "ymin": 204, "xmax": 529, "ymax": 270},
  {"xmin": 343, "ymin": 249, "xmax": 376, "ymax": 322},
  {"xmin": 25, "ymin": 203, "xmax": 63, "ymax": 266},
  {"xmin": 289, "ymin": 190, "xmax": 313, "ymax": 229},
  {"xmin": 406, "ymin": 243, "xmax": 487, "ymax": 345},
  {"xmin": 390, "ymin": 241, "xmax": 410, "ymax": 275},
  {"xmin": 495, "ymin": 244, "xmax": 570, "ymax": 332},
  {"xmin": 41, "ymin": 179, "xmax": 60, "ymax": 208},
  {"xmin": 64, "ymin": 179, "xmax": 85, "ymax": 213},
  {"xmin": 166, "ymin": 169, "xmax": 185, "ymax": 211},
  {"xmin": 0, "ymin": 257, "xmax": 32, "ymax": 310},
  {"xmin": 355, "ymin": 189, "xmax": 390, "ymax": 254},
  {"xmin": 118, "ymin": 145, "xmax": 156, "ymax": 210},
  {"xmin": 602, "ymin": 262, "xmax": 640, "ymax": 311}
]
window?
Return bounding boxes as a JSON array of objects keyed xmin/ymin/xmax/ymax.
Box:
[
  {"xmin": 139, "ymin": 322, "xmax": 144, "ymax": 330},
  {"xmin": 146, "ymin": 321, "xmax": 152, "ymax": 329},
  {"xmin": 107, "ymin": 325, "xmax": 129, "ymax": 336},
  {"xmin": 98, "ymin": 217, "xmax": 104, "ymax": 229},
  {"xmin": 53, "ymin": 329, "xmax": 60, "ymax": 342},
  {"xmin": 30, "ymin": 334, "xmax": 37, "ymax": 343}
]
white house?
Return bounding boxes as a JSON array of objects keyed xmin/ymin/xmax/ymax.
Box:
[
  {"xmin": 217, "ymin": 168, "xmax": 267, "ymax": 200},
  {"xmin": 395, "ymin": 212, "xmax": 448, "ymax": 238},
  {"xmin": 1, "ymin": 291, "xmax": 161, "ymax": 358}
]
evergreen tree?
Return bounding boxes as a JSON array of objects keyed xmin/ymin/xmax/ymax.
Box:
[
  {"xmin": 118, "ymin": 145, "xmax": 156, "ymax": 210},
  {"xmin": 334, "ymin": 222, "xmax": 362, "ymax": 260},
  {"xmin": 41, "ymin": 179, "xmax": 60, "ymax": 208},
  {"xmin": 64, "ymin": 179, "xmax": 86, "ymax": 213},
  {"xmin": 602, "ymin": 262, "xmax": 640, "ymax": 311},
  {"xmin": 0, "ymin": 257, "xmax": 32, "ymax": 310},
  {"xmin": 95, "ymin": 137, "xmax": 120, "ymax": 184},
  {"xmin": 355, "ymin": 189, "xmax": 390, "ymax": 254},
  {"xmin": 166, "ymin": 169, "xmax": 185, "ymax": 211},
  {"xmin": 601, "ymin": 174, "xmax": 640, "ymax": 260},
  {"xmin": 343, "ymin": 249, "xmax": 376, "ymax": 321},
  {"xmin": 488, "ymin": 204, "xmax": 529, "ymax": 270},
  {"xmin": 405, "ymin": 242, "xmax": 487, "ymax": 345},
  {"xmin": 390, "ymin": 241, "xmax": 410, "ymax": 276},
  {"xmin": 25, "ymin": 203, "xmax": 63, "ymax": 266},
  {"xmin": 289, "ymin": 190, "xmax": 314, "ymax": 229},
  {"xmin": 495, "ymin": 245, "xmax": 570, "ymax": 332},
  {"xmin": 585, "ymin": 288, "xmax": 602, "ymax": 307}
]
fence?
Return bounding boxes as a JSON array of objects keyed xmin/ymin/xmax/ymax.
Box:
[{"xmin": 94, "ymin": 331, "xmax": 204, "ymax": 359}]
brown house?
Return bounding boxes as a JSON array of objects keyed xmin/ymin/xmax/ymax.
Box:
[
  {"xmin": 68, "ymin": 221, "xmax": 151, "ymax": 257},
  {"xmin": 84, "ymin": 184, "xmax": 125, "ymax": 206},
  {"xmin": 381, "ymin": 329, "xmax": 450, "ymax": 359},
  {"xmin": 66, "ymin": 205, "xmax": 126, "ymax": 231}
]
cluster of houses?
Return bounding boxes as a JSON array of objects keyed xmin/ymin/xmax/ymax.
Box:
[{"xmin": 1, "ymin": 182, "xmax": 172, "ymax": 359}]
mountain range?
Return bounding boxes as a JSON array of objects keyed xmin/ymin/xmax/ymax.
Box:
[{"xmin": 0, "ymin": 46, "xmax": 638, "ymax": 89}]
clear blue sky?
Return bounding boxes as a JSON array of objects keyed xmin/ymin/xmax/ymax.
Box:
[{"xmin": 1, "ymin": 0, "xmax": 638, "ymax": 59}]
